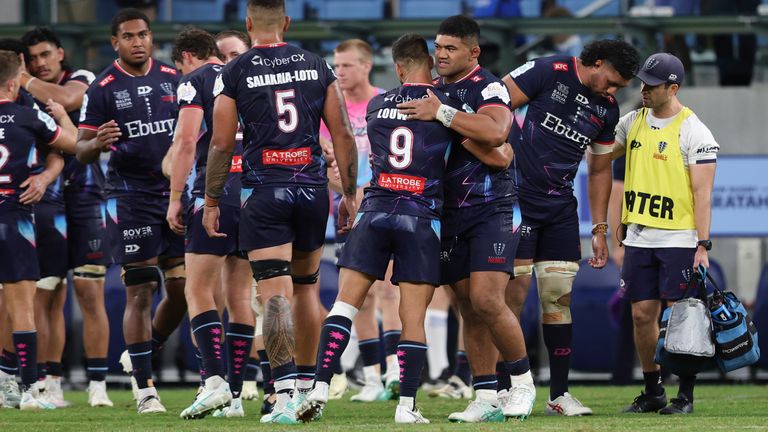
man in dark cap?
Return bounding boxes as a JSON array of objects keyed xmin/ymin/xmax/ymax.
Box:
[{"xmin": 613, "ymin": 52, "xmax": 719, "ymax": 415}]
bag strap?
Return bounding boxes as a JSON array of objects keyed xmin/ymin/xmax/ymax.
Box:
[{"xmin": 698, "ymin": 264, "xmax": 724, "ymax": 297}]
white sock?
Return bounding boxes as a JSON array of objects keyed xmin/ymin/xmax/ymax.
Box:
[
  {"xmin": 274, "ymin": 378, "xmax": 295, "ymax": 394},
  {"xmin": 296, "ymin": 379, "xmax": 314, "ymax": 391},
  {"xmin": 340, "ymin": 327, "xmax": 360, "ymax": 371},
  {"xmin": 204, "ymin": 375, "xmax": 225, "ymax": 388},
  {"xmin": 137, "ymin": 386, "xmax": 158, "ymax": 401},
  {"xmin": 363, "ymin": 365, "xmax": 381, "ymax": 384},
  {"xmin": 424, "ymin": 309, "xmax": 449, "ymax": 380},
  {"xmin": 510, "ymin": 370, "xmax": 534, "ymax": 387},
  {"xmin": 328, "ymin": 301, "xmax": 359, "ymax": 320},
  {"xmin": 386, "ymin": 354, "xmax": 399, "ymax": 376},
  {"xmin": 476, "ymin": 389, "xmax": 498, "ymax": 404},
  {"xmin": 399, "ymin": 396, "xmax": 415, "ymax": 409}
]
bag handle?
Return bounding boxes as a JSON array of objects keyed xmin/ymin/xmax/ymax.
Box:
[
  {"xmin": 680, "ymin": 266, "xmax": 707, "ymax": 301},
  {"xmin": 698, "ymin": 264, "xmax": 724, "ymax": 297}
]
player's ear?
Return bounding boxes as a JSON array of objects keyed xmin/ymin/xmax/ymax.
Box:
[
  {"xmin": 111, "ymin": 36, "xmax": 118, "ymax": 52},
  {"xmin": 428, "ymin": 56, "xmax": 434, "ymax": 70},
  {"xmin": 56, "ymin": 46, "xmax": 65, "ymax": 62},
  {"xmin": 245, "ymin": 16, "xmax": 253, "ymax": 33},
  {"xmin": 283, "ymin": 15, "xmax": 291, "ymax": 33},
  {"xmin": 470, "ymin": 44, "xmax": 481, "ymax": 61}
]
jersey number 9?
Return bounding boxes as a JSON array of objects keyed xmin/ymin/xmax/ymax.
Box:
[{"xmin": 389, "ymin": 127, "xmax": 413, "ymax": 169}]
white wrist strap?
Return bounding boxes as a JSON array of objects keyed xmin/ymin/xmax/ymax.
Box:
[{"xmin": 435, "ymin": 104, "xmax": 458, "ymax": 128}]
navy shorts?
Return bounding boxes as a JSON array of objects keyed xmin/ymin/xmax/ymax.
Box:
[
  {"xmin": 338, "ymin": 212, "xmax": 441, "ymax": 286},
  {"xmin": 106, "ymin": 195, "xmax": 185, "ymax": 265},
  {"xmin": 440, "ymin": 200, "xmax": 519, "ymax": 285},
  {"xmin": 621, "ymin": 246, "xmax": 698, "ymax": 301},
  {"xmin": 240, "ymin": 185, "xmax": 329, "ymax": 253},
  {"xmin": 65, "ymin": 191, "xmax": 110, "ymax": 267},
  {"xmin": 185, "ymin": 197, "xmax": 241, "ymax": 256},
  {"xmin": 515, "ymin": 194, "xmax": 581, "ymax": 262},
  {"xmin": 34, "ymin": 200, "xmax": 69, "ymax": 278},
  {"xmin": 0, "ymin": 208, "xmax": 40, "ymax": 282}
]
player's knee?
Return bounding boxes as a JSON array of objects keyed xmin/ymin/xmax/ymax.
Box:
[
  {"xmin": 122, "ymin": 265, "xmax": 162, "ymax": 287},
  {"xmin": 250, "ymin": 259, "xmax": 291, "ymax": 282},
  {"xmin": 514, "ymin": 264, "xmax": 533, "ymax": 278},
  {"xmin": 36, "ymin": 276, "xmax": 62, "ymax": 291},
  {"xmin": 534, "ymin": 261, "xmax": 578, "ymax": 325},
  {"xmin": 162, "ymin": 262, "xmax": 186, "ymax": 281},
  {"xmin": 73, "ymin": 264, "xmax": 107, "ymax": 280},
  {"xmin": 291, "ymin": 268, "xmax": 319, "ymax": 285},
  {"xmin": 631, "ymin": 304, "xmax": 658, "ymax": 327}
]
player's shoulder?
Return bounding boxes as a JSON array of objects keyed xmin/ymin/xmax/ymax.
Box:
[
  {"xmin": 152, "ymin": 59, "xmax": 180, "ymax": 81},
  {"xmin": 66, "ymin": 68, "xmax": 96, "ymax": 86},
  {"xmin": 92, "ymin": 62, "xmax": 121, "ymax": 89}
]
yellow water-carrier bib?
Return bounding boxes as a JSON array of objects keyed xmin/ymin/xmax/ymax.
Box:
[{"xmin": 621, "ymin": 107, "xmax": 695, "ymax": 230}]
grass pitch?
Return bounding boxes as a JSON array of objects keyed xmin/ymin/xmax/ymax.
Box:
[{"xmin": 1, "ymin": 385, "xmax": 766, "ymax": 431}]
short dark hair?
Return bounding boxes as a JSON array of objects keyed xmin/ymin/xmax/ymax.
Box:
[
  {"xmin": 172, "ymin": 28, "xmax": 220, "ymax": 63},
  {"xmin": 392, "ymin": 34, "xmax": 431, "ymax": 67},
  {"xmin": 0, "ymin": 38, "xmax": 28, "ymax": 58},
  {"xmin": 216, "ymin": 30, "xmax": 251, "ymax": 48},
  {"xmin": 111, "ymin": 8, "xmax": 151, "ymax": 36},
  {"xmin": 580, "ymin": 39, "xmax": 640, "ymax": 80},
  {"xmin": 0, "ymin": 50, "xmax": 21, "ymax": 84},
  {"xmin": 247, "ymin": 0, "xmax": 284, "ymax": 13},
  {"xmin": 21, "ymin": 27, "xmax": 62, "ymax": 49},
  {"xmin": 437, "ymin": 15, "xmax": 480, "ymax": 45},
  {"xmin": 20, "ymin": 27, "xmax": 70, "ymax": 72}
]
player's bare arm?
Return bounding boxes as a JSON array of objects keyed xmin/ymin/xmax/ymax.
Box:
[
  {"xmin": 501, "ymin": 74, "xmax": 532, "ymax": 110},
  {"xmin": 75, "ymin": 120, "xmax": 121, "ymax": 163},
  {"xmin": 397, "ymin": 89, "xmax": 511, "ymax": 147},
  {"xmin": 45, "ymin": 99, "xmax": 77, "ymax": 153},
  {"xmin": 323, "ymin": 81, "xmax": 359, "ymax": 230},
  {"xmin": 690, "ymin": 162, "xmax": 716, "ymax": 269},
  {"xmin": 586, "ymin": 151, "xmax": 612, "ymax": 269},
  {"xmin": 203, "ymin": 93, "xmax": 237, "ymax": 238},
  {"xmin": 166, "ymin": 106, "xmax": 204, "ymax": 235},
  {"xmin": 19, "ymin": 149, "xmax": 63, "ymax": 205},
  {"xmin": 461, "ymin": 139, "xmax": 514, "ymax": 170},
  {"xmin": 21, "ymin": 71, "xmax": 88, "ymax": 112}
]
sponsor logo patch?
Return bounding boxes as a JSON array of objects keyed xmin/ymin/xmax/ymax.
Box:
[
  {"xmin": 230, "ymin": 155, "xmax": 243, "ymax": 173},
  {"xmin": 99, "ymin": 74, "xmax": 114, "ymax": 87},
  {"xmin": 377, "ymin": 173, "xmax": 425, "ymax": 194},
  {"xmin": 553, "ymin": 62, "xmax": 569, "ymax": 71},
  {"xmin": 262, "ymin": 147, "xmax": 311, "ymax": 165}
]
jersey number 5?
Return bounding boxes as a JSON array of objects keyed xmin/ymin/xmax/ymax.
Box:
[
  {"xmin": 275, "ymin": 89, "xmax": 297, "ymax": 133},
  {"xmin": 388, "ymin": 127, "xmax": 413, "ymax": 169}
]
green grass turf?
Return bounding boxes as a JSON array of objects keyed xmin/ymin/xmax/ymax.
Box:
[{"xmin": 1, "ymin": 385, "xmax": 766, "ymax": 431}]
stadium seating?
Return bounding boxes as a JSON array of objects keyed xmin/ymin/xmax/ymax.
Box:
[
  {"xmin": 168, "ymin": 0, "xmax": 228, "ymax": 22},
  {"xmin": 315, "ymin": 0, "xmax": 386, "ymax": 20},
  {"xmin": 400, "ymin": 0, "xmax": 463, "ymax": 18},
  {"xmin": 753, "ymin": 264, "xmax": 768, "ymax": 369},
  {"xmin": 570, "ymin": 260, "xmax": 621, "ymax": 371}
]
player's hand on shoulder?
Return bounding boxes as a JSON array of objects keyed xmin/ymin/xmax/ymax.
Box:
[
  {"xmin": 96, "ymin": 120, "xmax": 121, "ymax": 151},
  {"xmin": 397, "ymin": 88, "xmax": 441, "ymax": 121}
]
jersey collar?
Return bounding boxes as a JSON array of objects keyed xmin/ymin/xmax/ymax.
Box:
[
  {"xmin": 252, "ymin": 42, "xmax": 287, "ymax": 48},
  {"xmin": 403, "ymin": 83, "xmax": 434, "ymax": 87},
  {"xmin": 114, "ymin": 57, "xmax": 154, "ymax": 77}
]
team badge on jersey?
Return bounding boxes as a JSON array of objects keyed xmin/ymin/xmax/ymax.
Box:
[
  {"xmin": 481, "ymin": 82, "xmax": 511, "ymax": 104},
  {"xmin": 177, "ymin": 81, "xmax": 197, "ymax": 104}
]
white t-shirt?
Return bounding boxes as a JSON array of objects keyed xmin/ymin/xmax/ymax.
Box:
[{"xmin": 614, "ymin": 108, "xmax": 719, "ymax": 248}]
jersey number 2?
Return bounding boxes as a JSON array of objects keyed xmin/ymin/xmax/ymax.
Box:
[
  {"xmin": 0, "ymin": 145, "xmax": 11, "ymax": 184},
  {"xmin": 388, "ymin": 127, "xmax": 413, "ymax": 169},
  {"xmin": 275, "ymin": 90, "xmax": 297, "ymax": 133}
]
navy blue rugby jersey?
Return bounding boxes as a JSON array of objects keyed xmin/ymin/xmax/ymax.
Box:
[
  {"xmin": 435, "ymin": 65, "xmax": 515, "ymax": 209},
  {"xmin": 0, "ymin": 99, "xmax": 60, "ymax": 210},
  {"xmin": 508, "ymin": 55, "xmax": 619, "ymax": 198},
  {"xmin": 79, "ymin": 58, "xmax": 179, "ymax": 198},
  {"xmin": 178, "ymin": 62, "xmax": 242, "ymax": 207},
  {"xmin": 216, "ymin": 42, "xmax": 336, "ymax": 188},
  {"xmin": 362, "ymin": 84, "xmax": 460, "ymax": 219}
]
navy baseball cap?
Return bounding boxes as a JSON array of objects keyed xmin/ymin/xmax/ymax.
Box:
[{"xmin": 636, "ymin": 53, "xmax": 684, "ymax": 86}]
